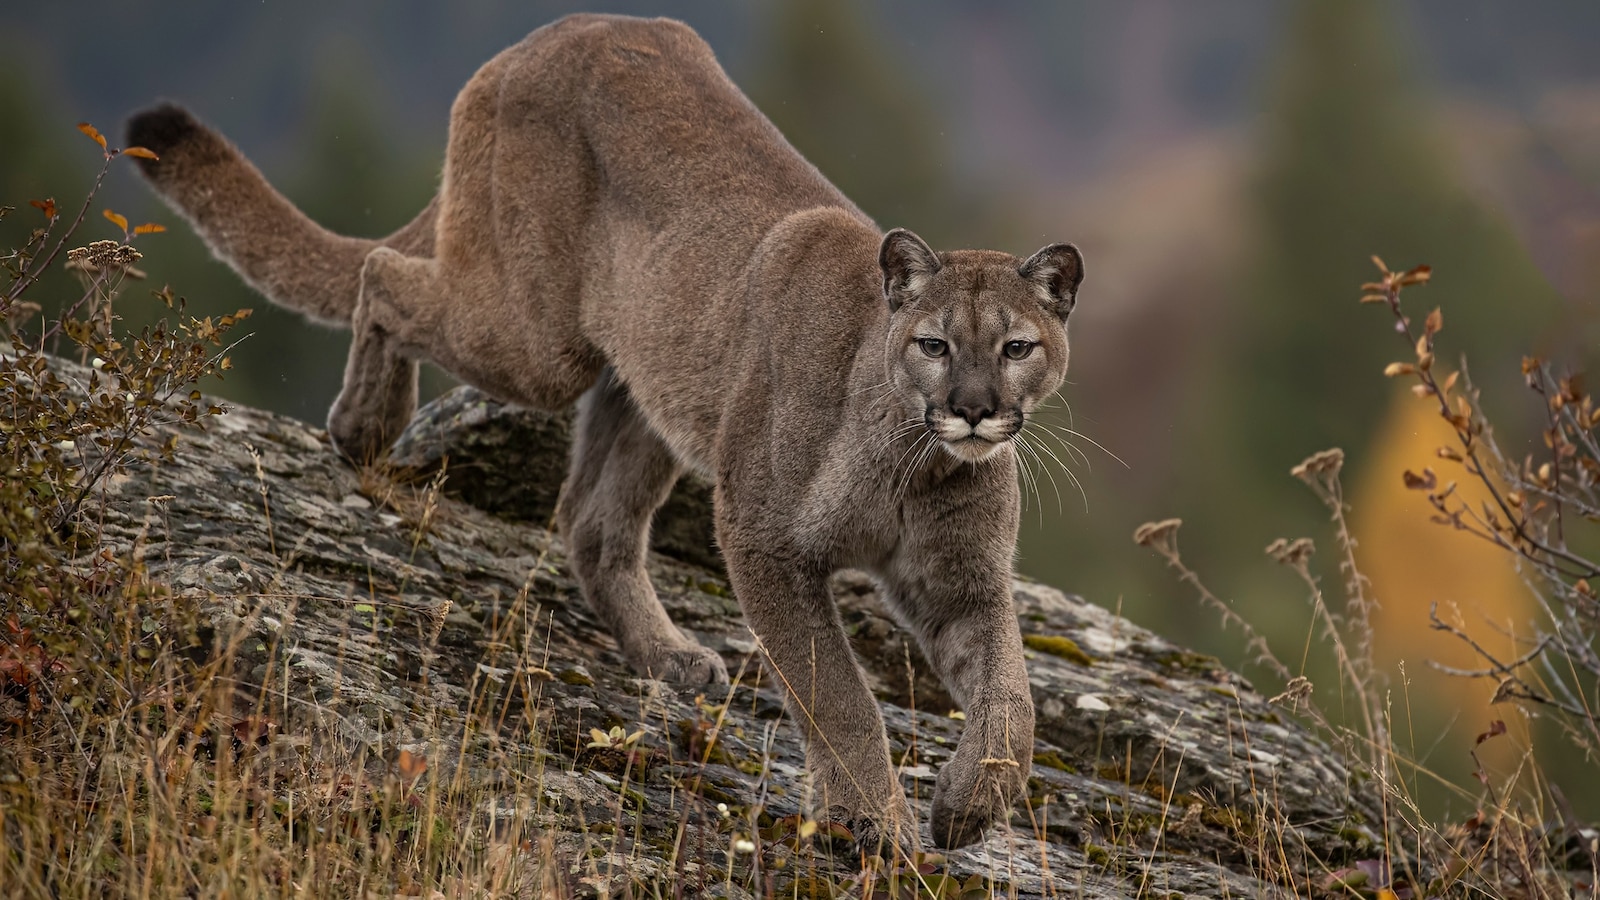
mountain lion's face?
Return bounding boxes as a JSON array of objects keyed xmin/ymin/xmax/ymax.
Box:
[{"xmin": 880, "ymin": 230, "xmax": 1082, "ymax": 463}]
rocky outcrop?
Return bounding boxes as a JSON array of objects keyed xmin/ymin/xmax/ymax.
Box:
[{"xmin": 90, "ymin": 379, "xmax": 1379, "ymax": 897}]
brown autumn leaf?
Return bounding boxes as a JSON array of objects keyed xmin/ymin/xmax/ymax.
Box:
[
  {"xmin": 1399, "ymin": 264, "xmax": 1433, "ymax": 286},
  {"xmin": 1436, "ymin": 446, "xmax": 1464, "ymax": 462},
  {"xmin": 1475, "ymin": 720, "xmax": 1507, "ymax": 745},
  {"xmin": 1360, "ymin": 293, "xmax": 1388, "ymax": 304},
  {"xmin": 76, "ymin": 121, "xmax": 107, "ymax": 150},
  {"xmin": 121, "ymin": 146, "xmax": 160, "ymax": 160},
  {"xmin": 1401, "ymin": 468, "xmax": 1437, "ymax": 491},
  {"xmin": 1521, "ymin": 356, "xmax": 1541, "ymax": 376},
  {"xmin": 1383, "ymin": 362, "xmax": 1414, "ymax": 377},
  {"xmin": 132, "ymin": 223, "xmax": 167, "ymax": 236},
  {"xmin": 1370, "ymin": 254, "xmax": 1390, "ymax": 275},
  {"xmin": 103, "ymin": 209, "xmax": 128, "ymax": 233},
  {"xmin": 1440, "ymin": 371, "xmax": 1459, "ymax": 393},
  {"xmin": 230, "ymin": 716, "xmax": 278, "ymax": 746},
  {"xmin": 28, "ymin": 198, "xmax": 57, "ymax": 219},
  {"xmin": 1424, "ymin": 307, "xmax": 1443, "ymax": 336}
]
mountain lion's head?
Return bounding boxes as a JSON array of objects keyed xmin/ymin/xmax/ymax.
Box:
[{"xmin": 880, "ymin": 229, "xmax": 1082, "ymax": 463}]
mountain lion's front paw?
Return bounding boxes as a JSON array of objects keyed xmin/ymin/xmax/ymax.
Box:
[
  {"xmin": 637, "ymin": 643, "xmax": 729, "ymax": 685},
  {"xmin": 929, "ymin": 751, "xmax": 1025, "ymax": 849}
]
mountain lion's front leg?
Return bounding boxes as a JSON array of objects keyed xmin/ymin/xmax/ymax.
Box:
[
  {"xmin": 881, "ymin": 535, "xmax": 1034, "ymax": 849},
  {"xmin": 717, "ymin": 541, "xmax": 919, "ymax": 859}
]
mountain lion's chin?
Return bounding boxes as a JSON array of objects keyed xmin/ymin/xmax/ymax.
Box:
[{"xmin": 942, "ymin": 436, "xmax": 1004, "ymax": 463}]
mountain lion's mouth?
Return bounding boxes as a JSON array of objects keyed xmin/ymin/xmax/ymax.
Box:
[{"xmin": 941, "ymin": 432, "xmax": 1005, "ymax": 462}]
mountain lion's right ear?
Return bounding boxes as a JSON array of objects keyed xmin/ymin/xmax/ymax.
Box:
[{"xmin": 880, "ymin": 228, "xmax": 941, "ymax": 312}]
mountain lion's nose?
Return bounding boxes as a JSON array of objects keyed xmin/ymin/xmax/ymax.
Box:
[{"xmin": 949, "ymin": 395, "xmax": 995, "ymax": 427}]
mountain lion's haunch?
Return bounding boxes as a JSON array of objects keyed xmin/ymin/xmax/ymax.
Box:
[{"xmin": 126, "ymin": 13, "xmax": 1084, "ymax": 852}]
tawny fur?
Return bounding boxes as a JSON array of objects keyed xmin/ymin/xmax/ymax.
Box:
[{"xmin": 127, "ymin": 13, "xmax": 1084, "ymax": 852}]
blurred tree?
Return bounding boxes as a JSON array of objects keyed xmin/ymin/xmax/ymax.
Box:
[
  {"xmin": 0, "ymin": 66, "xmax": 100, "ymax": 314},
  {"xmin": 1165, "ymin": 0, "xmax": 1571, "ymax": 813},
  {"xmin": 746, "ymin": 0, "xmax": 956, "ymax": 243},
  {"xmin": 1213, "ymin": 0, "xmax": 1561, "ymax": 504},
  {"xmin": 1169, "ymin": 0, "xmax": 1563, "ymax": 588}
]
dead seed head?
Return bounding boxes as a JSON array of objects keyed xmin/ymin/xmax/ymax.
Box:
[
  {"xmin": 1290, "ymin": 448, "xmax": 1344, "ymax": 482},
  {"xmin": 1265, "ymin": 537, "xmax": 1315, "ymax": 567},
  {"xmin": 65, "ymin": 239, "xmax": 142, "ymax": 273},
  {"xmin": 1133, "ymin": 518, "xmax": 1183, "ymax": 553},
  {"xmin": 1269, "ymin": 676, "xmax": 1314, "ymax": 708}
]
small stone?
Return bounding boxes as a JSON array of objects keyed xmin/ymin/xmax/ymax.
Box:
[{"xmin": 1075, "ymin": 694, "xmax": 1111, "ymax": 712}]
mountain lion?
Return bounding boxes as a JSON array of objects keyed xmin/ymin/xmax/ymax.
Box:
[{"xmin": 126, "ymin": 13, "xmax": 1083, "ymax": 852}]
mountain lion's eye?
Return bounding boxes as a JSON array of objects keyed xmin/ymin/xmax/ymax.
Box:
[
  {"xmin": 1004, "ymin": 340, "xmax": 1036, "ymax": 361},
  {"xmin": 917, "ymin": 338, "xmax": 948, "ymax": 358}
]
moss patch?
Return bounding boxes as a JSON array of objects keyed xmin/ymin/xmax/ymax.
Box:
[
  {"xmin": 557, "ymin": 668, "xmax": 594, "ymax": 686},
  {"xmin": 1032, "ymin": 750, "xmax": 1077, "ymax": 773},
  {"xmin": 1023, "ymin": 634, "xmax": 1093, "ymax": 666}
]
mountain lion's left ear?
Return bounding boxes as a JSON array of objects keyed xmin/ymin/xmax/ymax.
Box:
[{"xmin": 1018, "ymin": 243, "xmax": 1084, "ymax": 317}]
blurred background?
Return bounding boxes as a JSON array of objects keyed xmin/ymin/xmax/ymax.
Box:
[{"xmin": 6, "ymin": 0, "xmax": 1600, "ymax": 817}]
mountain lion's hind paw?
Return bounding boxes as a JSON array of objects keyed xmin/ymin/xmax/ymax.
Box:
[{"xmin": 640, "ymin": 644, "xmax": 728, "ymax": 685}]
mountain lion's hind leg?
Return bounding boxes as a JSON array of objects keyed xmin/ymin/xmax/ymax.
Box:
[
  {"xmin": 324, "ymin": 248, "xmax": 438, "ymax": 461},
  {"xmin": 558, "ymin": 371, "xmax": 730, "ymax": 685}
]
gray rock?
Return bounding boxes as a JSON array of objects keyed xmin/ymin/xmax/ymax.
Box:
[{"xmin": 82, "ymin": 363, "xmax": 1380, "ymax": 897}]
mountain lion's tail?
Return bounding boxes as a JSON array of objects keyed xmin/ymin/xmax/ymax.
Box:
[{"xmin": 124, "ymin": 103, "xmax": 436, "ymax": 324}]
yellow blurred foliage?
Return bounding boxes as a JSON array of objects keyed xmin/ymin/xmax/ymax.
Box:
[{"xmin": 1353, "ymin": 388, "xmax": 1532, "ymax": 770}]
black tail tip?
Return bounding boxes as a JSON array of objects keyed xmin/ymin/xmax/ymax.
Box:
[{"xmin": 124, "ymin": 102, "xmax": 201, "ymax": 175}]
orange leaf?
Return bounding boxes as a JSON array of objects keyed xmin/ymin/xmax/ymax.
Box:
[
  {"xmin": 1370, "ymin": 254, "xmax": 1390, "ymax": 275},
  {"xmin": 1398, "ymin": 264, "xmax": 1433, "ymax": 286},
  {"xmin": 103, "ymin": 209, "xmax": 128, "ymax": 233},
  {"xmin": 121, "ymin": 146, "xmax": 160, "ymax": 160},
  {"xmin": 77, "ymin": 122, "xmax": 107, "ymax": 150},
  {"xmin": 132, "ymin": 223, "xmax": 167, "ymax": 236},
  {"xmin": 1424, "ymin": 307, "xmax": 1443, "ymax": 336},
  {"xmin": 1382, "ymin": 362, "xmax": 1414, "ymax": 377},
  {"xmin": 397, "ymin": 749, "xmax": 428, "ymax": 782},
  {"xmin": 28, "ymin": 198, "xmax": 57, "ymax": 219}
]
